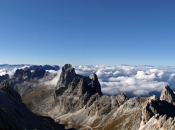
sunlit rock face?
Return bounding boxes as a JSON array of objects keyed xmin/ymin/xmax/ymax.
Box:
[{"xmin": 160, "ymin": 85, "xmax": 175, "ymax": 103}]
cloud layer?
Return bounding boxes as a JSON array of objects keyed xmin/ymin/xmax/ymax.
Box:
[
  {"xmin": 1, "ymin": 64, "xmax": 175, "ymax": 97},
  {"xmin": 74, "ymin": 65, "xmax": 175, "ymax": 97}
]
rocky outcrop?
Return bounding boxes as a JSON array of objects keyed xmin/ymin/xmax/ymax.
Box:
[
  {"xmin": 31, "ymin": 68, "xmax": 46, "ymax": 79},
  {"xmin": 140, "ymin": 94, "xmax": 175, "ymax": 130},
  {"xmin": 0, "ymin": 74, "xmax": 9, "ymax": 83},
  {"xmin": 53, "ymin": 64, "xmax": 103, "ymax": 114},
  {"xmin": 14, "ymin": 67, "xmax": 31, "ymax": 79},
  {"xmin": 0, "ymin": 81, "xmax": 22, "ymax": 103},
  {"xmin": 55, "ymin": 64, "xmax": 76, "ymax": 95},
  {"xmin": 0, "ymin": 81, "xmax": 75, "ymax": 130},
  {"xmin": 55, "ymin": 64, "xmax": 102, "ymax": 97},
  {"xmin": 14, "ymin": 67, "xmax": 46, "ymax": 80},
  {"xmin": 160, "ymin": 85, "xmax": 175, "ymax": 103}
]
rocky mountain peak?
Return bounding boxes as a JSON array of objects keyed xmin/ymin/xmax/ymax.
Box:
[
  {"xmin": 56, "ymin": 64, "xmax": 76, "ymax": 87},
  {"xmin": 160, "ymin": 85, "xmax": 175, "ymax": 103},
  {"xmin": 55, "ymin": 64, "xmax": 76, "ymax": 95},
  {"xmin": 55, "ymin": 64, "xmax": 103, "ymax": 98},
  {"xmin": 13, "ymin": 67, "xmax": 46, "ymax": 80},
  {"xmin": 88, "ymin": 73, "xmax": 102, "ymax": 96},
  {"xmin": 14, "ymin": 67, "xmax": 31, "ymax": 78},
  {"xmin": 31, "ymin": 68, "xmax": 46, "ymax": 79},
  {"xmin": 59, "ymin": 64, "xmax": 75, "ymax": 79},
  {"xmin": 89, "ymin": 73, "xmax": 97, "ymax": 80},
  {"xmin": 62, "ymin": 64, "xmax": 73, "ymax": 71}
]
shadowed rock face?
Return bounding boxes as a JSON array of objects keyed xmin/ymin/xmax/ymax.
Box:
[
  {"xmin": 55, "ymin": 64, "xmax": 76, "ymax": 96},
  {"xmin": 14, "ymin": 67, "xmax": 31, "ymax": 79},
  {"xmin": 140, "ymin": 94, "xmax": 175, "ymax": 130},
  {"xmin": 14, "ymin": 67, "xmax": 46, "ymax": 80},
  {"xmin": 0, "ymin": 81, "xmax": 76, "ymax": 130},
  {"xmin": 31, "ymin": 68, "xmax": 46, "ymax": 79},
  {"xmin": 0, "ymin": 74, "xmax": 9, "ymax": 83},
  {"xmin": 55, "ymin": 64, "xmax": 102, "ymax": 97}
]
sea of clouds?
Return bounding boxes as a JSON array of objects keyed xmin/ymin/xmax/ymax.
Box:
[
  {"xmin": 1, "ymin": 64, "xmax": 175, "ymax": 97},
  {"xmin": 0, "ymin": 64, "xmax": 30, "ymax": 77},
  {"xmin": 74, "ymin": 65, "xmax": 175, "ymax": 97}
]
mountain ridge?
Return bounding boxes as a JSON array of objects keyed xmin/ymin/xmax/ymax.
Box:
[
  {"xmin": 1, "ymin": 64, "xmax": 175, "ymax": 130},
  {"xmin": 30, "ymin": 64, "xmax": 175, "ymax": 130}
]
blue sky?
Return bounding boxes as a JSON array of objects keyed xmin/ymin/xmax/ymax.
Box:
[{"xmin": 0, "ymin": 0, "xmax": 175, "ymax": 66}]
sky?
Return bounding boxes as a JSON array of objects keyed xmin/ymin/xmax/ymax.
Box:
[{"xmin": 0, "ymin": 0, "xmax": 175, "ymax": 66}]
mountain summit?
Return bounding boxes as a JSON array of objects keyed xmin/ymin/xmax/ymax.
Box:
[
  {"xmin": 55, "ymin": 64, "xmax": 102, "ymax": 97},
  {"xmin": 160, "ymin": 85, "xmax": 175, "ymax": 103}
]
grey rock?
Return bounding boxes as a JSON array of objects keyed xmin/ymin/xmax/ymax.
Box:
[
  {"xmin": 0, "ymin": 81, "xmax": 76, "ymax": 130},
  {"xmin": 0, "ymin": 74, "xmax": 9, "ymax": 83},
  {"xmin": 141, "ymin": 95, "xmax": 175, "ymax": 127},
  {"xmin": 160, "ymin": 85, "xmax": 175, "ymax": 103},
  {"xmin": 55, "ymin": 64, "xmax": 102, "ymax": 97},
  {"xmin": 55, "ymin": 64, "xmax": 76, "ymax": 96}
]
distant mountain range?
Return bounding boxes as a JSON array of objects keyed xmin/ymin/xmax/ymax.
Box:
[{"xmin": 0, "ymin": 64, "xmax": 60, "ymax": 71}]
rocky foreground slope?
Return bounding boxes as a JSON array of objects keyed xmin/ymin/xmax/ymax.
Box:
[
  {"xmin": 28, "ymin": 64, "xmax": 175, "ymax": 130},
  {"xmin": 0, "ymin": 81, "xmax": 75, "ymax": 130}
]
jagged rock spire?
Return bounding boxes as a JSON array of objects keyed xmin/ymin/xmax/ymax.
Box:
[
  {"xmin": 160, "ymin": 85, "xmax": 175, "ymax": 103},
  {"xmin": 55, "ymin": 64, "xmax": 76, "ymax": 89},
  {"xmin": 55, "ymin": 64, "xmax": 76, "ymax": 96},
  {"xmin": 54, "ymin": 64, "xmax": 103, "ymax": 97},
  {"xmin": 89, "ymin": 73, "xmax": 102, "ymax": 95}
]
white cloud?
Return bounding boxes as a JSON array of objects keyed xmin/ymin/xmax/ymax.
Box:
[
  {"xmin": 0, "ymin": 69, "xmax": 7, "ymax": 76},
  {"xmin": 1, "ymin": 64, "xmax": 175, "ymax": 97},
  {"xmin": 74, "ymin": 65, "xmax": 174, "ymax": 97},
  {"xmin": 0, "ymin": 68, "xmax": 18, "ymax": 77},
  {"xmin": 44, "ymin": 69, "xmax": 61, "ymax": 87}
]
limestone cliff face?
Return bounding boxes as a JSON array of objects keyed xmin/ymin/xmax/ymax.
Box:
[
  {"xmin": 160, "ymin": 85, "xmax": 175, "ymax": 103},
  {"xmin": 55, "ymin": 64, "xmax": 76, "ymax": 96}
]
